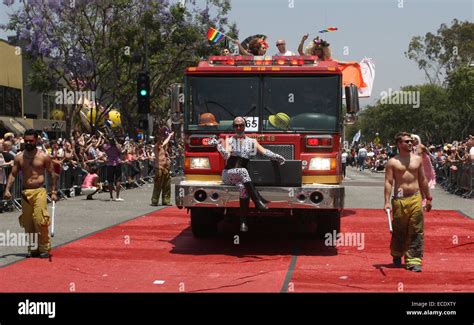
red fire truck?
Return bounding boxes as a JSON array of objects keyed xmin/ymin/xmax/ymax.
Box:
[{"xmin": 174, "ymin": 55, "xmax": 363, "ymax": 238}]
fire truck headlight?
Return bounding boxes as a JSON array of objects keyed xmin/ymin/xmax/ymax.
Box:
[
  {"xmin": 309, "ymin": 158, "xmax": 332, "ymax": 170},
  {"xmin": 189, "ymin": 157, "xmax": 211, "ymax": 169}
]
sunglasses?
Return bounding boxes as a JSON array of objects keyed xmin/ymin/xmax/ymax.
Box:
[
  {"xmin": 233, "ymin": 124, "xmax": 245, "ymax": 128},
  {"xmin": 403, "ymin": 140, "xmax": 413, "ymax": 144}
]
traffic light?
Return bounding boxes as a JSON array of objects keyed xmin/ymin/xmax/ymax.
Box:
[{"xmin": 137, "ymin": 72, "xmax": 150, "ymax": 114}]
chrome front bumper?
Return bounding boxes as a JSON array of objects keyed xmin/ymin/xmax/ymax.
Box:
[{"xmin": 175, "ymin": 180, "xmax": 344, "ymax": 209}]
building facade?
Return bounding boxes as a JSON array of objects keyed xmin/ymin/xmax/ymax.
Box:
[{"xmin": 0, "ymin": 38, "xmax": 66, "ymax": 137}]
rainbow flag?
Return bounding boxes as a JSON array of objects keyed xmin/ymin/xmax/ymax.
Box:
[
  {"xmin": 319, "ymin": 27, "xmax": 338, "ymax": 33},
  {"xmin": 207, "ymin": 27, "xmax": 225, "ymax": 44}
]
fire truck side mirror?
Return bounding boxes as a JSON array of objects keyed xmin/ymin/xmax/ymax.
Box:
[
  {"xmin": 345, "ymin": 84, "xmax": 359, "ymax": 114},
  {"xmin": 344, "ymin": 114, "xmax": 357, "ymax": 125}
]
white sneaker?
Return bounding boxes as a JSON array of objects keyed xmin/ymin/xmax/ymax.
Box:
[{"xmin": 115, "ymin": 198, "xmax": 124, "ymax": 202}]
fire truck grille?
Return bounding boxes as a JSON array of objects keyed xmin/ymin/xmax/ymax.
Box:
[{"xmin": 256, "ymin": 144, "xmax": 294, "ymax": 160}]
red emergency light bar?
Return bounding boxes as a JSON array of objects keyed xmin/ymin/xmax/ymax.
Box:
[
  {"xmin": 209, "ymin": 56, "xmax": 253, "ymax": 66},
  {"xmin": 208, "ymin": 56, "xmax": 318, "ymax": 66}
]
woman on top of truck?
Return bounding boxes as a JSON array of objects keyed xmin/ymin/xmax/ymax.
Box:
[{"xmin": 298, "ymin": 34, "xmax": 332, "ymax": 61}]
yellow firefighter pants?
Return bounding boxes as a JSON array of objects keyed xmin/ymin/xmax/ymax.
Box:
[
  {"xmin": 19, "ymin": 188, "xmax": 51, "ymax": 253},
  {"xmin": 390, "ymin": 192, "xmax": 424, "ymax": 267},
  {"xmin": 151, "ymin": 168, "xmax": 171, "ymax": 205}
]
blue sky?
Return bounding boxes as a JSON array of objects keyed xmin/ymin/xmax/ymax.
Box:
[
  {"xmin": 223, "ymin": 0, "xmax": 473, "ymax": 106},
  {"xmin": 1, "ymin": 0, "xmax": 472, "ymax": 106}
]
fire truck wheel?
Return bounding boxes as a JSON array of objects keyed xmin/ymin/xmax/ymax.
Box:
[
  {"xmin": 191, "ymin": 208, "xmax": 219, "ymax": 238},
  {"xmin": 315, "ymin": 210, "xmax": 341, "ymax": 239}
]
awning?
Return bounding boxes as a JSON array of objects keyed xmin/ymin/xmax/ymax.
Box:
[
  {"xmin": 31, "ymin": 119, "xmax": 66, "ymax": 132},
  {"xmin": 0, "ymin": 117, "xmax": 67, "ymax": 136},
  {"xmin": 0, "ymin": 116, "xmax": 28, "ymax": 135}
]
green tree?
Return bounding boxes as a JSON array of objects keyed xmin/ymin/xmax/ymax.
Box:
[
  {"xmin": 405, "ymin": 19, "xmax": 474, "ymax": 85},
  {"xmin": 2, "ymin": 0, "xmax": 237, "ymax": 136},
  {"xmin": 357, "ymin": 84, "xmax": 450, "ymax": 144},
  {"xmin": 355, "ymin": 19, "xmax": 473, "ymax": 145},
  {"xmin": 446, "ymin": 65, "xmax": 474, "ymax": 139}
]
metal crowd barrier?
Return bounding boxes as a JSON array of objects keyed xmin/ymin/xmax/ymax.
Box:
[
  {"xmin": 1, "ymin": 159, "xmax": 156, "ymax": 213},
  {"xmin": 1, "ymin": 166, "xmax": 22, "ymax": 212},
  {"xmin": 435, "ymin": 161, "xmax": 473, "ymax": 198},
  {"xmin": 141, "ymin": 158, "xmax": 155, "ymax": 182}
]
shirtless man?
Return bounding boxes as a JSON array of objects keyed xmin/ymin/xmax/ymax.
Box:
[
  {"xmin": 4, "ymin": 129, "xmax": 57, "ymax": 258},
  {"xmin": 384, "ymin": 132, "xmax": 432, "ymax": 272}
]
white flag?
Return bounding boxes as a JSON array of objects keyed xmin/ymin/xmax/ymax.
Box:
[
  {"xmin": 352, "ymin": 130, "xmax": 361, "ymax": 144},
  {"xmin": 359, "ymin": 57, "xmax": 375, "ymax": 98}
]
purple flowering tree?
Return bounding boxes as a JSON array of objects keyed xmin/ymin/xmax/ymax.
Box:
[{"xmin": 1, "ymin": 0, "xmax": 238, "ymax": 135}]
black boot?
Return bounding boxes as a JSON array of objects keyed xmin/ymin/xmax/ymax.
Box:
[
  {"xmin": 243, "ymin": 182, "xmax": 268, "ymax": 210},
  {"xmin": 239, "ymin": 198, "xmax": 249, "ymax": 232}
]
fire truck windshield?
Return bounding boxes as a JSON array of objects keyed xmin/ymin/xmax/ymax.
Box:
[
  {"xmin": 187, "ymin": 76, "xmax": 259, "ymax": 131},
  {"xmin": 263, "ymin": 75, "xmax": 340, "ymax": 132},
  {"xmin": 186, "ymin": 74, "xmax": 340, "ymax": 132}
]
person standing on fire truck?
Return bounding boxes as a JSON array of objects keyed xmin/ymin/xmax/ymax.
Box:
[
  {"xmin": 298, "ymin": 34, "xmax": 332, "ymax": 61},
  {"xmin": 208, "ymin": 117, "xmax": 285, "ymax": 232},
  {"xmin": 273, "ymin": 39, "xmax": 294, "ymax": 56},
  {"xmin": 236, "ymin": 37, "xmax": 269, "ymax": 56}
]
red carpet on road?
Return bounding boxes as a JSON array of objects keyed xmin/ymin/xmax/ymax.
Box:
[
  {"xmin": 0, "ymin": 208, "xmax": 472, "ymax": 292},
  {"xmin": 291, "ymin": 209, "xmax": 474, "ymax": 292}
]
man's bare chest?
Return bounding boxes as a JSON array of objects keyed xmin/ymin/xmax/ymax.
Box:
[
  {"xmin": 20, "ymin": 155, "xmax": 45, "ymax": 171},
  {"xmin": 394, "ymin": 160, "xmax": 420, "ymax": 175}
]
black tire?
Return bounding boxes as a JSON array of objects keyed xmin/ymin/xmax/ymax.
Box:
[
  {"xmin": 190, "ymin": 208, "xmax": 219, "ymax": 238},
  {"xmin": 315, "ymin": 210, "xmax": 341, "ymax": 239}
]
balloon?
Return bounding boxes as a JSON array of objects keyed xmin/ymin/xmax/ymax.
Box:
[
  {"xmin": 108, "ymin": 109, "xmax": 121, "ymax": 127},
  {"xmin": 50, "ymin": 109, "xmax": 65, "ymax": 120},
  {"xmin": 86, "ymin": 108, "xmax": 105, "ymax": 126}
]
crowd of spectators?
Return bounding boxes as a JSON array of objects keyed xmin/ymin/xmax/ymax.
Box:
[
  {"xmin": 343, "ymin": 143, "xmax": 393, "ymax": 173},
  {"xmin": 0, "ymin": 125, "xmax": 185, "ymax": 202},
  {"xmin": 344, "ymin": 135, "xmax": 473, "ymax": 173},
  {"xmin": 342, "ymin": 135, "xmax": 473, "ymax": 197}
]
